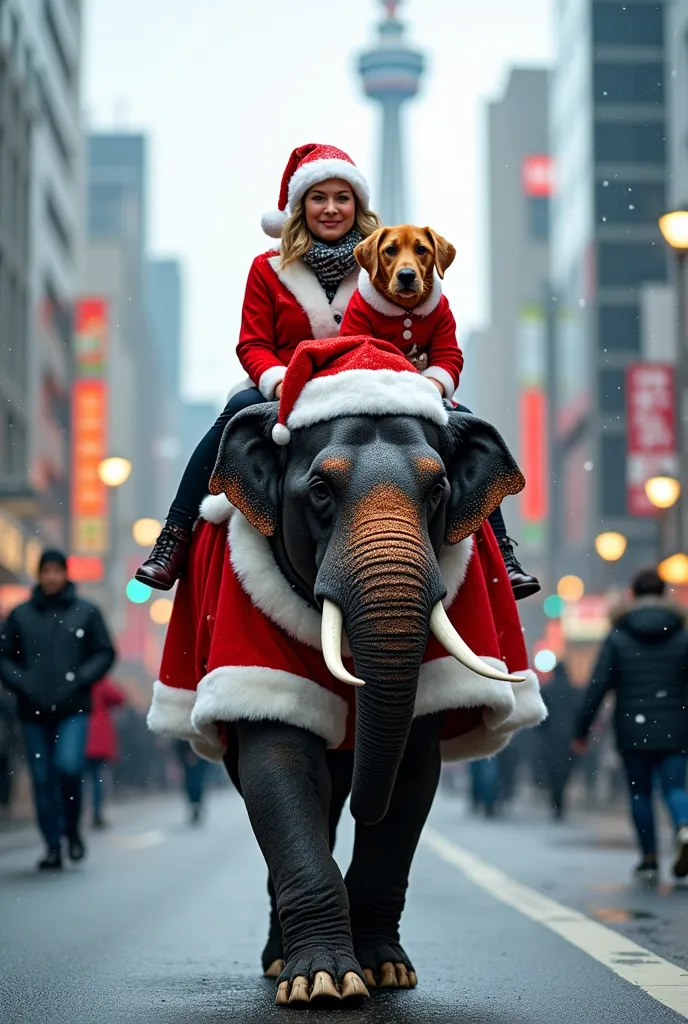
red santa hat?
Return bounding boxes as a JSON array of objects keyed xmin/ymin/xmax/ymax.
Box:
[
  {"xmin": 261, "ymin": 143, "xmax": 371, "ymax": 239},
  {"xmin": 271, "ymin": 335, "xmax": 449, "ymax": 445}
]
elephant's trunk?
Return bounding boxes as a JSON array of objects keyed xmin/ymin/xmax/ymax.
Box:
[{"xmin": 333, "ymin": 484, "xmax": 444, "ymax": 825}]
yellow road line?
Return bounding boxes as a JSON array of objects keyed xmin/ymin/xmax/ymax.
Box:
[{"xmin": 421, "ymin": 825, "xmax": 688, "ymax": 1019}]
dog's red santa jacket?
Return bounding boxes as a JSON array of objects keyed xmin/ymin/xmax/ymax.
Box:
[
  {"xmin": 339, "ymin": 270, "xmax": 463, "ymax": 399},
  {"xmin": 148, "ymin": 497, "xmax": 546, "ymax": 763}
]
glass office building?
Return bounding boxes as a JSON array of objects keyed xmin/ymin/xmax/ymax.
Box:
[{"xmin": 550, "ymin": 0, "xmax": 668, "ymax": 584}]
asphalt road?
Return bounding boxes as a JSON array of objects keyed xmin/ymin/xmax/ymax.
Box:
[{"xmin": 1, "ymin": 783, "xmax": 688, "ymax": 1023}]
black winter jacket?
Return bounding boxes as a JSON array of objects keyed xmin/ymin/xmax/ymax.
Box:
[
  {"xmin": 575, "ymin": 597, "xmax": 688, "ymax": 754},
  {"xmin": 0, "ymin": 583, "xmax": 116, "ymax": 722}
]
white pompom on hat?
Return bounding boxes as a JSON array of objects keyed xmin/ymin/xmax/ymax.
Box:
[{"xmin": 261, "ymin": 143, "xmax": 371, "ymax": 238}]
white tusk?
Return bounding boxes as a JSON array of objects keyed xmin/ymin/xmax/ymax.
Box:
[
  {"xmin": 321, "ymin": 600, "xmax": 365, "ymax": 687},
  {"xmin": 429, "ymin": 602, "xmax": 525, "ymax": 683}
]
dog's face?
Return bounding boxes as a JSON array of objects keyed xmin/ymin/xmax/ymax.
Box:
[{"xmin": 354, "ymin": 226, "xmax": 456, "ymax": 309}]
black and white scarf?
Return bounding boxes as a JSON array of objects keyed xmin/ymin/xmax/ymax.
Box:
[{"xmin": 301, "ymin": 227, "xmax": 363, "ymax": 303}]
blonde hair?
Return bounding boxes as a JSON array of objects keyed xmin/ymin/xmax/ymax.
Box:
[{"xmin": 280, "ymin": 197, "xmax": 381, "ymax": 270}]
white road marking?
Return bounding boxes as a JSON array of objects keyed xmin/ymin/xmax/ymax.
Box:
[
  {"xmin": 112, "ymin": 829, "xmax": 167, "ymax": 850},
  {"xmin": 421, "ymin": 825, "xmax": 688, "ymax": 1018}
]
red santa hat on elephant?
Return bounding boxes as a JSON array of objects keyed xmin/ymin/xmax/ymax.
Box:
[
  {"xmin": 270, "ymin": 334, "xmax": 448, "ymax": 445},
  {"xmin": 261, "ymin": 143, "xmax": 371, "ymax": 239}
]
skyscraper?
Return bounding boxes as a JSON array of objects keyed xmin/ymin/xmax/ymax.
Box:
[
  {"xmin": 358, "ymin": 0, "xmax": 424, "ymax": 224},
  {"xmin": 550, "ymin": 0, "xmax": 669, "ymax": 587}
]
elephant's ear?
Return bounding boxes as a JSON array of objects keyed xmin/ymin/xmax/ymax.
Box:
[
  {"xmin": 443, "ymin": 412, "xmax": 525, "ymax": 544},
  {"xmin": 209, "ymin": 403, "xmax": 281, "ymax": 536}
]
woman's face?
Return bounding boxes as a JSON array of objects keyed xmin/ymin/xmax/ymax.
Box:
[{"xmin": 304, "ymin": 178, "xmax": 356, "ymax": 242}]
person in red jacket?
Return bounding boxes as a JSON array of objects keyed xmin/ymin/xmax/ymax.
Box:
[
  {"xmin": 85, "ymin": 678, "xmax": 125, "ymax": 828},
  {"xmin": 136, "ymin": 143, "xmax": 381, "ymax": 591}
]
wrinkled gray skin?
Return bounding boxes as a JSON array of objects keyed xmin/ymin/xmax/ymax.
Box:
[{"xmin": 210, "ymin": 404, "xmax": 523, "ymax": 1003}]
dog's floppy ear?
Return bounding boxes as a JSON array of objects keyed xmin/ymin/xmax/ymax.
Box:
[
  {"xmin": 355, "ymin": 227, "xmax": 387, "ymax": 282},
  {"xmin": 423, "ymin": 227, "xmax": 456, "ymax": 280}
]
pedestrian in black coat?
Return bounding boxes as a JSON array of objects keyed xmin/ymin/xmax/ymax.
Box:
[
  {"xmin": 574, "ymin": 568, "xmax": 688, "ymax": 881},
  {"xmin": 0, "ymin": 550, "xmax": 116, "ymax": 869},
  {"xmin": 539, "ymin": 662, "xmax": 581, "ymax": 820}
]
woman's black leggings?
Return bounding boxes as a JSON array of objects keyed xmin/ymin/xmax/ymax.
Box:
[
  {"xmin": 166, "ymin": 391, "xmax": 508, "ymax": 543},
  {"xmin": 167, "ymin": 387, "xmax": 267, "ymax": 529}
]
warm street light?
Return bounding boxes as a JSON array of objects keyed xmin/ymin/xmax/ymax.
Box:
[
  {"xmin": 658, "ymin": 552, "xmax": 688, "ymax": 585},
  {"xmin": 150, "ymin": 597, "xmax": 174, "ymax": 625},
  {"xmin": 133, "ymin": 518, "xmax": 162, "ymax": 547},
  {"xmin": 557, "ymin": 575, "xmax": 585, "ymax": 602},
  {"xmin": 659, "ymin": 209, "xmax": 688, "ymax": 251},
  {"xmin": 594, "ymin": 531, "xmax": 627, "ymax": 562},
  {"xmin": 644, "ymin": 475, "xmax": 681, "ymax": 509},
  {"xmin": 98, "ymin": 456, "xmax": 132, "ymax": 488}
]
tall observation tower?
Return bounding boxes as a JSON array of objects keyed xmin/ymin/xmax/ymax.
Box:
[{"xmin": 358, "ymin": 0, "xmax": 425, "ymax": 225}]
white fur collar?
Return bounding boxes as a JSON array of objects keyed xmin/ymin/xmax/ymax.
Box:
[
  {"xmin": 357, "ymin": 268, "xmax": 443, "ymax": 318},
  {"xmin": 227, "ymin": 510, "xmax": 473, "ymax": 650},
  {"xmin": 267, "ymin": 255, "xmax": 358, "ymax": 339}
]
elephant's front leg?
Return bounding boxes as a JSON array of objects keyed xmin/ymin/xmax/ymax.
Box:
[
  {"xmin": 345, "ymin": 712, "xmax": 444, "ymax": 991},
  {"xmin": 235, "ymin": 721, "xmax": 368, "ymax": 1007}
]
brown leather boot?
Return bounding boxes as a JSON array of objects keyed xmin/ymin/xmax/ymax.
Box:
[
  {"xmin": 135, "ymin": 523, "xmax": 191, "ymax": 591},
  {"xmin": 498, "ymin": 537, "xmax": 541, "ymax": 601}
]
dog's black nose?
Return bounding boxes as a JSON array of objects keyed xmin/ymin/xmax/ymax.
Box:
[{"xmin": 397, "ymin": 268, "xmax": 416, "ymax": 288}]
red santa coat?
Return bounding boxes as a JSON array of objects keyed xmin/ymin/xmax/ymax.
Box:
[
  {"xmin": 235, "ymin": 251, "xmax": 359, "ymax": 399},
  {"xmin": 148, "ymin": 495, "xmax": 546, "ymax": 763},
  {"xmin": 339, "ymin": 271, "xmax": 463, "ymax": 399},
  {"xmin": 86, "ymin": 678, "xmax": 126, "ymax": 762}
]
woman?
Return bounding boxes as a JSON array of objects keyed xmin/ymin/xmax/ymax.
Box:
[
  {"xmin": 85, "ymin": 677, "xmax": 126, "ymax": 828},
  {"xmin": 137, "ymin": 143, "xmax": 380, "ymax": 590}
]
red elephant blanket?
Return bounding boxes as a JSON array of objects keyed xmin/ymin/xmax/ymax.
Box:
[{"xmin": 148, "ymin": 495, "xmax": 546, "ymax": 762}]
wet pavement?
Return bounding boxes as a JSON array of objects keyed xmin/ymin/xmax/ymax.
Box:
[{"xmin": 1, "ymin": 786, "xmax": 687, "ymax": 1022}]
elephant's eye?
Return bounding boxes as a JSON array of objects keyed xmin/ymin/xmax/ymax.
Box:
[
  {"xmin": 310, "ymin": 481, "xmax": 331, "ymax": 505},
  {"xmin": 429, "ymin": 481, "xmax": 447, "ymax": 508}
]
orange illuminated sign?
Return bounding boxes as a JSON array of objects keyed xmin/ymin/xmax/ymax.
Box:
[
  {"xmin": 519, "ymin": 388, "xmax": 548, "ymax": 522},
  {"xmin": 522, "ymin": 155, "xmax": 552, "ymax": 198},
  {"xmin": 68, "ymin": 555, "xmax": 105, "ymax": 583},
  {"xmin": 71, "ymin": 380, "xmax": 108, "ymax": 552},
  {"xmin": 74, "ymin": 298, "xmax": 108, "ymax": 377}
]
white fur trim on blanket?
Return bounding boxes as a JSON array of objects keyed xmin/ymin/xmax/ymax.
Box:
[
  {"xmin": 288, "ymin": 369, "xmax": 449, "ymax": 432},
  {"xmin": 415, "ymin": 656, "xmax": 516, "ymax": 726},
  {"xmin": 267, "ymin": 256, "xmax": 357, "ymax": 340},
  {"xmin": 439, "ymin": 668, "xmax": 547, "ymax": 763},
  {"xmin": 200, "ymin": 493, "xmax": 235, "ymax": 524},
  {"xmin": 259, "ymin": 364, "xmax": 287, "ymax": 400},
  {"xmin": 191, "ymin": 665, "xmax": 349, "ymax": 751},
  {"xmin": 357, "ymin": 269, "xmax": 443, "ymax": 318},
  {"xmin": 229, "ymin": 511, "xmax": 472, "ymax": 650},
  {"xmin": 147, "ymin": 680, "xmax": 197, "ymax": 739}
]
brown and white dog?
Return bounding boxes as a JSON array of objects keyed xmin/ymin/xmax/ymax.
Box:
[{"xmin": 339, "ymin": 225, "xmax": 463, "ymax": 398}]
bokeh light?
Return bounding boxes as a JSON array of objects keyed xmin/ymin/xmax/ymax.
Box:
[
  {"xmin": 534, "ymin": 649, "xmax": 557, "ymax": 673},
  {"xmin": 543, "ymin": 594, "xmax": 564, "ymax": 619},
  {"xmin": 98, "ymin": 456, "xmax": 132, "ymax": 487},
  {"xmin": 556, "ymin": 575, "xmax": 585, "ymax": 602},
  {"xmin": 594, "ymin": 531, "xmax": 627, "ymax": 562},
  {"xmin": 644, "ymin": 476, "xmax": 681, "ymax": 509},
  {"xmin": 149, "ymin": 597, "xmax": 173, "ymax": 625},
  {"xmin": 658, "ymin": 553, "xmax": 688, "ymax": 585},
  {"xmin": 125, "ymin": 578, "xmax": 152, "ymax": 604},
  {"xmin": 133, "ymin": 518, "xmax": 162, "ymax": 547}
]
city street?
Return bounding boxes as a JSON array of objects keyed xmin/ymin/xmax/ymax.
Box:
[{"xmin": 2, "ymin": 787, "xmax": 688, "ymax": 1023}]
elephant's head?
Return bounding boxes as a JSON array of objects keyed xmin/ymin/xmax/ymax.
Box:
[{"xmin": 210, "ymin": 405, "xmax": 524, "ymax": 824}]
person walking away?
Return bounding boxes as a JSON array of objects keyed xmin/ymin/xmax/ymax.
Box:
[
  {"xmin": 173, "ymin": 739, "xmax": 208, "ymax": 824},
  {"xmin": 86, "ymin": 677, "xmax": 125, "ymax": 828},
  {"xmin": 573, "ymin": 568, "xmax": 688, "ymax": 881},
  {"xmin": 0, "ymin": 550, "xmax": 116, "ymax": 869},
  {"xmin": 539, "ymin": 659, "xmax": 581, "ymax": 820}
]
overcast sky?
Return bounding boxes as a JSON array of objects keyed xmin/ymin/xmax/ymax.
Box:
[{"xmin": 83, "ymin": 0, "xmax": 552, "ymax": 403}]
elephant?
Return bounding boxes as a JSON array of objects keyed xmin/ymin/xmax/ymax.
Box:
[{"xmin": 148, "ymin": 399, "xmax": 546, "ymax": 1009}]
